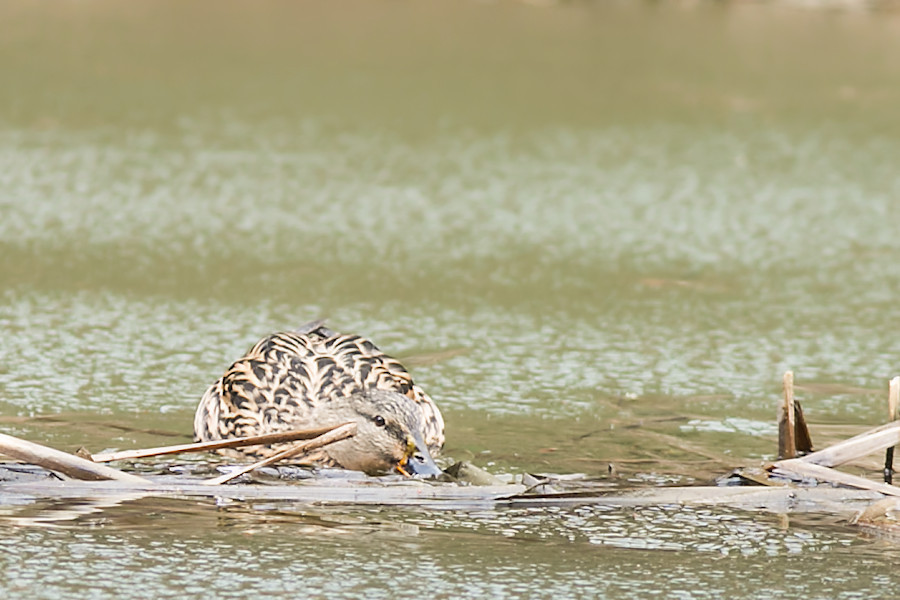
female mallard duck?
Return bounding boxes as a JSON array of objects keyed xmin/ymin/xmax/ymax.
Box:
[{"xmin": 193, "ymin": 321, "xmax": 445, "ymax": 476}]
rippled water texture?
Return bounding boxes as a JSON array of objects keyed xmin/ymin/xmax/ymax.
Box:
[{"xmin": 3, "ymin": 0, "xmax": 900, "ymax": 597}]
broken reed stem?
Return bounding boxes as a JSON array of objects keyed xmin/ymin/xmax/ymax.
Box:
[
  {"xmin": 773, "ymin": 459, "xmax": 900, "ymax": 497},
  {"xmin": 885, "ymin": 377, "xmax": 900, "ymax": 483},
  {"xmin": 779, "ymin": 371, "xmax": 796, "ymax": 459},
  {"xmin": 793, "ymin": 400, "xmax": 813, "ymax": 455},
  {"xmin": 800, "ymin": 420, "xmax": 900, "ymax": 468},
  {"xmin": 889, "ymin": 378, "xmax": 900, "ymax": 420},
  {"xmin": 202, "ymin": 422, "xmax": 358, "ymax": 486},
  {"xmin": 91, "ymin": 425, "xmax": 352, "ymax": 463},
  {"xmin": 0, "ymin": 433, "xmax": 152, "ymax": 483}
]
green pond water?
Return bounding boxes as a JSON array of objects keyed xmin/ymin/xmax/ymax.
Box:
[{"xmin": 3, "ymin": 0, "xmax": 900, "ymax": 597}]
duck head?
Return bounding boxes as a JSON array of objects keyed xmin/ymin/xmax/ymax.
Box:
[{"xmin": 317, "ymin": 389, "xmax": 442, "ymax": 477}]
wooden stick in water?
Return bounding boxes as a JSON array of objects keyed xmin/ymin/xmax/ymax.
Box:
[
  {"xmin": 91, "ymin": 425, "xmax": 352, "ymax": 463},
  {"xmin": 0, "ymin": 433, "xmax": 151, "ymax": 483},
  {"xmin": 772, "ymin": 458, "xmax": 900, "ymax": 497},
  {"xmin": 798, "ymin": 420, "xmax": 900, "ymax": 468},
  {"xmin": 202, "ymin": 422, "xmax": 358, "ymax": 486},
  {"xmin": 778, "ymin": 371, "xmax": 796, "ymax": 459},
  {"xmin": 884, "ymin": 377, "xmax": 899, "ymax": 484}
]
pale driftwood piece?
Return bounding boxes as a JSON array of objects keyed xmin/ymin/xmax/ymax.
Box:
[
  {"xmin": 778, "ymin": 371, "xmax": 796, "ymax": 459},
  {"xmin": 0, "ymin": 433, "xmax": 151, "ymax": 483},
  {"xmin": 850, "ymin": 497, "xmax": 900, "ymax": 535},
  {"xmin": 0, "ymin": 480, "xmax": 882, "ymax": 515},
  {"xmin": 798, "ymin": 421, "xmax": 900, "ymax": 468},
  {"xmin": 851, "ymin": 497, "xmax": 900, "ymax": 526},
  {"xmin": 91, "ymin": 425, "xmax": 352, "ymax": 463},
  {"xmin": 771, "ymin": 458, "xmax": 900, "ymax": 497},
  {"xmin": 890, "ymin": 377, "xmax": 900, "ymax": 421},
  {"xmin": 203, "ymin": 423, "xmax": 358, "ymax": 486}
]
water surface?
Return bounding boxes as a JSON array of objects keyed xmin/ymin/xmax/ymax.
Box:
[{"xmin": 3, "ymin": 0, "xmax": 900, "ymax": 597}]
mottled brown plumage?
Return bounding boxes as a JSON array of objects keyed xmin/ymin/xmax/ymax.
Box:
[{"xmin": 193, "ymin": 322, "xmax": 445, "ymax": 475}]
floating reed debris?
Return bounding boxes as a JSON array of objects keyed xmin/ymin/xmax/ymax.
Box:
[
  {"xmin": 12, "ymin": 369, "xmax": 900, "ymax": 525},
  {"xmin": 0, "ymin": 433, "xmax": 151, "ymax": 483},
  {"xmin": 797, "ymin": 421, "xmax": 900, "ymax": 469},
  {"xmin": 738, "ymin": 371, "xmax": 900, "ymax": 515},
  {"xmin": 0, "ymin": 424, "xmax": 359, "ymax": 486},
  {"xmin": 770, "ymin": 459, "xmax": 900, "ymax": 497},
  {"xmin": 203, "ymin": 422, "xmax": 358, "ymax": 485}
]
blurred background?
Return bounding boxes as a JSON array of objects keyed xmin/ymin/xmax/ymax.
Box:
[{"xmin": 2, "ymin": 1, "xmax": 900, "ymax": 597}]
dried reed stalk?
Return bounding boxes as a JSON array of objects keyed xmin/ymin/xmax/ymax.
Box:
[
  {"xmin": 91, "ymin": 425, "xmax": 352, "ymax": 463},
  {"xmin": 202, "ymin": 422, "xmax": 357, "ymax": 486}
]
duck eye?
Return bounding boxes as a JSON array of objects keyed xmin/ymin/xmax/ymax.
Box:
[{"xmin": 373, "ymin": 415, "xmax": 386, "ymax": 427}]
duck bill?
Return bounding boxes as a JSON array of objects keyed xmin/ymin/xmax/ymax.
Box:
[{"xmin": 398, "ymin": 433, "xmax": 443, "ymax": 477}]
